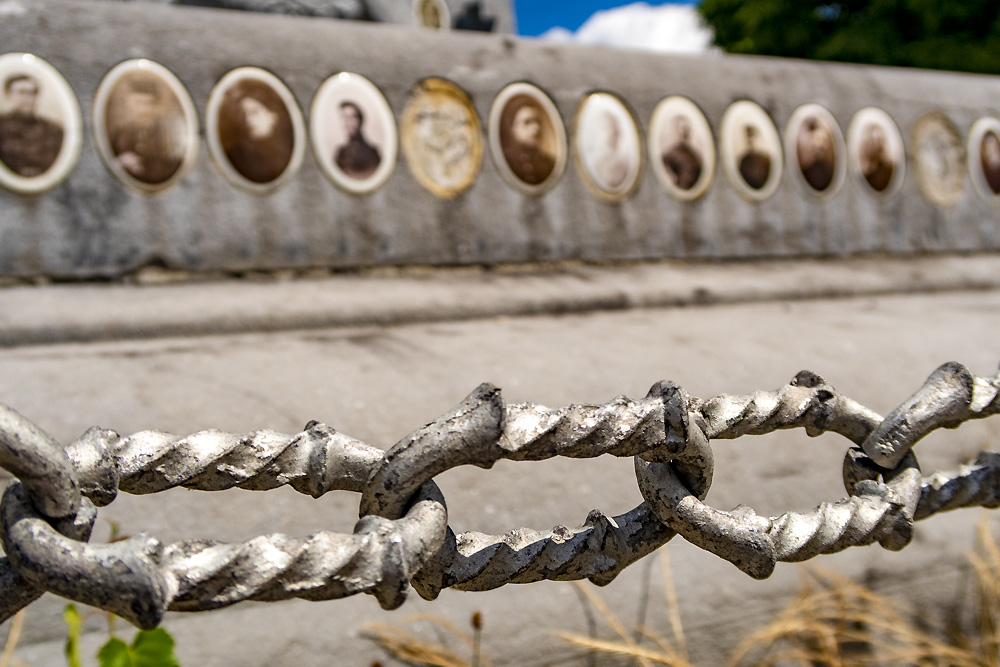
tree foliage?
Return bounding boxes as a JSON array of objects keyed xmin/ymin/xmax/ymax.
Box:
[{"xmin": 697, "ymin": 0, "xmax": 1000, "ymax": 74}]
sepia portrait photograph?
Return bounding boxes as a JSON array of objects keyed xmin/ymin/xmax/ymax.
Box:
[
  {"xmin": 206, "ymin": 67, "xmax": 305, "ymax": 193},
  {"xmin": 785, "ymin": 103, "xmax": 845, "ymax": 200},
  {"xmin": 0, "ymin": 52, "xmax": 82, "ymax": 194},
  {"xmin": 846, "ymin": 107, "xmax": 905, "ymax": 198},
  {"xmin": 93, "ymin": 59, "xmax": 199, "ymax": 194},
  {"xmin": 720, "ymin": 100, "xmax": 783, "ymax": 201},
  {"xmin": 911, "ymin": 111, "xmax": 965, "ymax": 207},
  {"xmin": 412, "ymin": 0, "xmax": 450, "ymax": 29},
  {"xmin": 400, "ymin": 77, "xmax": 482, "ymax": 199},
  {"xmin": 969, "ymin": 116, "xmax": 1000, "ymax": 201},
  {"xmin": 311, "ymin": 72, "xmax": 397, "ymax": 195},
  {"xmin": 648, "ymin": 95, "xmax": 715, "ymax": 202},
  {"xmin": 573, "ymin": 91, "xmax": 641, "ymax": 201},
  {"xmin": 489, "ymin": 82, "xmax": 567, "ymax": 196}
]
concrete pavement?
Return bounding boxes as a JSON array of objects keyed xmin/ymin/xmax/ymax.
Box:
[{"xmin": 0, "ymin": 255, "xmax": 998, "ymax": 665}]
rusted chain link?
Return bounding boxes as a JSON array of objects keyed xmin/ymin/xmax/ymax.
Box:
[{"xmin": 0, "ymin": 361, "xmax": 996, "ymax": 629}]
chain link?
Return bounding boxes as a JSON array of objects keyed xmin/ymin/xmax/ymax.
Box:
[{"xmin": 0, "ymin": 361, "xmax": 996, "ymax": 629}]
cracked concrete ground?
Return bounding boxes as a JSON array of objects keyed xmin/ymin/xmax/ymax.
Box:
[{"xmin": 0, "ymin": 257, "xmax": 998, "ymax": 665}]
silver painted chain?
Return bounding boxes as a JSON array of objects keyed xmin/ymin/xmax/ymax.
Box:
[{"xmin": 0, "ymin": 361, "xmax": 996, "ymax": 629}]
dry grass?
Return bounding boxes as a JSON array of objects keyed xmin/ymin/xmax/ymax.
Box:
[
  {"xmin": 365, "ymin": 517, "xmax": 1000, "ymax": 667},
  {"xmin": 362, "ymin": 613, "xmax": 491, "ymax": 667}
]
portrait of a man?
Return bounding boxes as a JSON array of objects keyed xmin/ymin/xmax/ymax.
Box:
[
  {"xmin": 662, "ymin": 115, "xmax": 702, "ymax": 191},
  {"xmin": 489, "ymin": 83, "xmax": 567, "ymax": 195},
  {"xmin": 981, "ymin": 130, "xmax": 1000, "ymax": 195},
  {"xmin": 738, "ymin": 125, "xmax": 771, "ymax": 190},
  {"xmin": 499, "ymin": 94, "xmax": 555, "ymax": 186},
  {"xmin": 0, "ymin": 73, "xmax": 63, "ymax": 178},
  {"xmin": 720, "ymin": 100, "xmax": 782, "ymax": 200},
  {"xmin": 649, "ymin": 96, "xmax": 714, "ymax": 201},
  {"xmin": 335, "ymin": 101, "xmax": 381, "ymax": 180},
  {"xmin": 215, "ymin": 77, "xmax": 296, "ymax": 186},
  {"xmin": 785, "ymin": 104, "xmax": 845, "ymax": 199},
  {"xmin": 0, "ymin": 53, "xmax": 82, "ymax": 194},
  {"xmin": 101, "ymin": 69, "xmax": 191, "ymax": 189},
  {"xmin": 796, "ymin": 116, "xmax": 836, "ymax": 192},
  {"xmin": 310, "ymin": 72, "xmax": 397, "ymax": 194},
  {"xmin": 847, "ymin": 107, "xmax": 903, "ymax": 198},
  {"xmin": 401, "ymin": 78, "xmax": 482, "ymax": 198},
  {"xmin": 859, "ymin": 123, "xmax": 894, "ymax": 192},
  {"xmin": 574, "ymin": 92, "xmax": 640, "ymax": 199}
]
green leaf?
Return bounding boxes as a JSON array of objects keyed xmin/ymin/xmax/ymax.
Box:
[
  {"xmin": 96, "ymin": 628, "xmax": 179, "ymax": 667},
  {"xmin": 97, "ymin": 638, "xmax": 132, "ymax": 667},
  {"xmin": 64, "ymin": 604, "xmax": 83, "ymax": 667},
  {"xmin": 130, "ymin": 628, "xmax": 179, "ymax": 667}
]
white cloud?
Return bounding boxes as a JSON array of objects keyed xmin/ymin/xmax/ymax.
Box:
[{"xmin": 539, "ymin": 3, "xmax": 715, "ymax": 55}]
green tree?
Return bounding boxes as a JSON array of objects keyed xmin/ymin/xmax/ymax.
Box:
[{"xmin": 697, "ymin": 0, "xmax": 1000, "ymax": 74}]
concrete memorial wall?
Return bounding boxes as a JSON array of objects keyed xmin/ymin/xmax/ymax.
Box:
[{"xmin": 0, "ymin": 0, "xmax": 999, "ymax": 280}]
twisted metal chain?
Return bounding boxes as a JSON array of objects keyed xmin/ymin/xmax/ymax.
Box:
[{"xmin": 0, "ymin": 361, "xmax": 997, "ymax": 630}]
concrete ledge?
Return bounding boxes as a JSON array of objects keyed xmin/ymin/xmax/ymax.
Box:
[{"xmin": 1, "ymin": 253, "xmax": 998, "ymax": 347}]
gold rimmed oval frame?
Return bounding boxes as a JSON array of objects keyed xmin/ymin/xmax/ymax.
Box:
[
  {"xmin": 488, "ymin": 82, "xmax": 567, "ymax": 197},
  {"xmin": 400, "ymin": 77, "xmax": 482, "ymax": 199},
  {"xmin": 311, "ymin": 72, "xmax": 397, "ymax": 195},
  {"xmin": 648, "ymin": 95, "xmax": 715, "ymax": 202},
  {"xmin": 573, "ymin": 91, "xmax": 643, "ymax": 202},
  {"xmin": 205, "ymin": 67, "xmax": 306, "ymax": 195},
  {"xmin": 0, "ymin": 52, "xmax": 83, "ymax": 195},
  {"xmin": 911, "ymin": 110, "xmax": 965, "ymax": 208},
  {"xmin": 92, "ymin": 59, "xmax": 199, "ymax": 194},
  {"xmin": 412, "ymin": 0, "xmax": 451, "ymax": 30}
]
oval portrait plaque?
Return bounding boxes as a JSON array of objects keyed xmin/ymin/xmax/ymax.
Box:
[
  {"xmin": 648, "ymin": 95, "xmax": 715, "ymax": 202},
  {"xmin": 0, "ymin": 52, "xmax": 82, "ymax": 194},
  {"xmin": 719, "ymin": 100, "xmax": 782, "ymax": 202},
  {"xmin": 784, "ymin": 103, "xmax": 846, "ymax": 201},
  {"xmin": 93, "ymin": 59, "xmax": 199, "ymax": 194},
  {"xmin": 206, "ymin": 67, "xmax": 305, "ymax": 194},
  {"xmin": 573, "ymin": 91, "xmax": 642, "ymax": 202},
  {"xmin": 311, "ymin": 72, "xmax": 397, "ymax": 195},
  {"xmin": 911, "ymin": 111, "xmax": 965, "ymax": 207},
  {"xmin": 969, "ymin": 116, "xmax": 1000, "ymax": 202},
  {"xmin": 400, "ymin": 77, "xmax": 482, "ymax": 199},
  {"xmin": 488, "ymin": 81, "xmax": 567, "ymax": 196},
  {"xmin": 846, "ymin": 106, "xmax": 905, "ymax": 198}
]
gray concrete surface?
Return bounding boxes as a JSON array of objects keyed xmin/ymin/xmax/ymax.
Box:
[
  {"xmin": 0, "ymin": 257, "xmax": 996, "ymax": 664},
  {"xmin": 2, "ymin": 1, "xmax": 1000, "ymax": 278},
  {"xmin": 1, "ymin": 253, "xmax": 999, "ymax": 346}
]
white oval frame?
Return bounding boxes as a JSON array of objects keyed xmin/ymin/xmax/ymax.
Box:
[
  {"xmin": 92, "ymin": 59, "xmax": 200, "ymax": 194},
  {"xmin": 573, "ymin": 91, "xmax": 643, "ymax": 202},
  {"xmin": 784, "ymin": 103, "xmax": 846, "ymax": 201},
  {"xmin": 968, "ymin": 116, "xmax": 1000, "ymax": 203},
  {"xmin": 846, "ymin": 106, "xmax": 905, "ymax": 199},
  {"xmin": 205, "ymin": 67, "xmax": 305, "ymax": 194},
  {"xmin": 311, "ymin": 72, "xmax": 397, "ymax": 195},
  {"xmin": 648, "ymin": 95, "xmax": 715, "ymax": 202},
  {"xmin": 488, "ymin": 81, "xmax": 567, "ymax": 197},
  {"xmin": 719, "ymin": 100, "xmax": 783, "ymax": 202},
  {"xmin": 0, "ymin": 53, "xmax": 82, "ymax": 195}
]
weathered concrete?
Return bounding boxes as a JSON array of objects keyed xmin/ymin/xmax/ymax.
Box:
[
  {"xmin": 0, "ymin": 253, "xmax": 999, "ymax": 346},
  {"xmin": 0, "ymin": 269, "xmax": 996, "ymax": 665},
  {"xmin": 1, "ymin": 0, "xmax": 999, "ymax": 278}
]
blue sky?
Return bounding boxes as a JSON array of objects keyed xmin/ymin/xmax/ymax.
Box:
[{"xmin": 514, "ymin": 0, "xmax": 700, "ymax": 37}]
